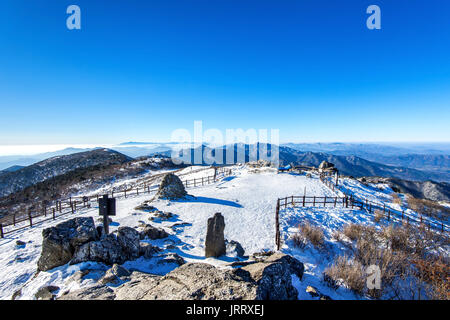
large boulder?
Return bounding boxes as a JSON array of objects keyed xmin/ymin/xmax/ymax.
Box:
[
  {"xmin": 70, "ymin": 234, "xmax": 125, "ymax": 265},
  {"xmin": 70, "ymin": 227, "xmax": 141, "ymax": 266},
  {"xmin": 155, "ymin": 173, "xmax": 187, "ymax": 200},
  {"xmin": 37, "ymin": 217, "xmax": 98, "ymax": 271},
  {"xmin": 61, "ymin": 253, "xmax": 303, "ymax": 300},
  {"xmin": 205, "ymin": 212, "xmax": 226, "ymax": 258}
]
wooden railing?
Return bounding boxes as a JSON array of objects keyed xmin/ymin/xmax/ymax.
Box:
[
  {"xmin": 0, "ymin": 167, "xmax": 233, "ymax": 238},
  {"xmin": 274, "ymin": 193, "xmax": 449, "ymax": 250}
]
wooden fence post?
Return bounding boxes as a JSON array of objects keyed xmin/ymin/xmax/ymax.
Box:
[
  {"xmin": 275, "ymin": 199, "xmax": 280, "ymax": 251},
  {"xmin": 28, "ymin": 210, "xmax": 33, "ymax": 227},
  {"xmin": 52, "ymin": 208, "xmax": 56, "ymax": 220},
  {"xmin": 0, "ymin": 224, "xmax": 3, "ymax": 238},
  {"xmin": 324, "ymin": 196, "xmax": 326, "ymax": 207},
  {"xmin": 13, "ymin": 214, "xmax": 16, "ymax": 226},
  {"xmin": 302, "ymin": 195, "xmax": 305, "ymax": 207}
]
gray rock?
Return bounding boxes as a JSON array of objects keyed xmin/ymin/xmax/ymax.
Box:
[
  {"xmin": 11, "ymin": 289, "xmax": 22, "ymax": 300},
  {"xmin": 35, "ymin": 285, "xmax": 59, "ymax": 300},
  {"xmin": 15, "ymin": 240, "xmax": 26, "ymax": 247},
  {"xmin": 70, "ymin": 234, "xmax": 125, "ymax": 265},
  {"xmin": 263, "ymin": 252, "xmax": 304, "ymax": 280},
  {"xmin": 134, "ymin": 202, "xmax": 158, "ymax": 212},
  {"xmin": 37, "ymin": 217, "xmax": 98, "ymax": 271},
  {"xmin": 117, "ymin": 227, "xmax": 140, "ymax": 260},
  {"xmin": 205, "ymin": 212, "xmax": 226, "ymax": 258},
  {"xmin": 226, "ymin": 240, "xmax": 245, "ymax": 258},
  {"xmin": 118, "ymin": 252, "xmax": 301, "ymax": 300},
  {"xmin": 99, "ymin": 264, "xmax": 131, "ymax": 285},
  {"xmin": 139, "ymin": 224, "xmax": 169, "ymax": 240},
  {"xmin": 139, "ymin": 243, "xmax": 161, "ymax": 258},
  {"xmin": 58, "ymin": 285, "xmax": 116, "ymax": 300},
  {"xmin": 155, "ymin": 173, "xmax": 187, "ymax": 200},
  {"xmin": 157, "ymin": 252, "xmax": 186, "ymax": 266},
  {"xmin": 70, "ymin": 227, "xmax": 141, "ymax": 266}
]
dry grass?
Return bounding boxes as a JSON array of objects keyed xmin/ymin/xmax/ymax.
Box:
[
  {"xmin": 414, "ymin": 256, "xmax": 450, "ymax": 300},
  {"xmin": 323, "ymin": 255, "xmax": 366, "ymax": 295},
  {"xmin": 391, "ymin": 193, "xmax": 403, "ymax": 206},
  {"xmin": 292, "ymin": 222, "xmax": 325, "ymax": 249},
  {"xmin": 324, "ymin": 222, "xmax": 449, "ymax": 299},
  {"xmin": 373, "ymin": 210, "xmax": 384, "ymax": 223}
]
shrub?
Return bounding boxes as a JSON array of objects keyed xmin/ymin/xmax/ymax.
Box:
[
  {"xmin": 414, "ymin": 256, "xmax": 450, "ymax": 300},
  {"xmin": 323, "ymin": 255, "xmax": 366, "ymax": 295},
  {"xmin": 373, "ymin": 210, "xmax": 384, "ymax": 223},
  {"xmin": 391, "ymin": 193, "xmax": 403, "ymax": 206},
  {"xmin": 292, "ymin": 222, "xmax": 324, "ymax": 249}
]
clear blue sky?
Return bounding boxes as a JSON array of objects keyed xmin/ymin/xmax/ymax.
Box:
[{"xmin": 1, "ymin": 0, "xmax": 449, "ymax": 145}]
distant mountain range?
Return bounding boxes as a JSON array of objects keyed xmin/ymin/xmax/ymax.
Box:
[
  {"xmin": 0, "ymin": 142, "xmax": 448, "ymax": 199},
  {"xmin": 0, "ymin": 143, "xmax": 448, "ymax": 203},
  {"xmin": 0, "ymin": 149, "xmax": 132, "ymax": 197}
]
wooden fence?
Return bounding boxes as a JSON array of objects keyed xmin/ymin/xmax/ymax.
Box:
[
  {"xmin": 274, "ymin": 193, "xmax": 449, "ymax": 250},
  {"xmin": 0, "ymin": 167, "xmax": 232, "ymax": 238}
]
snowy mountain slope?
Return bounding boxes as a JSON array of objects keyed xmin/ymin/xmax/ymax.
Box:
[{"xmin": 0, "ymin": 165, "xmax": 448, "ymax": 300}]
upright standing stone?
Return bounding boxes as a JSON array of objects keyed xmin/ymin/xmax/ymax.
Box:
[{"xmin": 205, "ymin": 212, "xmax": 226, "ymax": 258}]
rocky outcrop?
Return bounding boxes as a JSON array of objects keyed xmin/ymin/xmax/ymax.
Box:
[
  {"xmin": 70, "ymin": 227, "xmax": 141, "ymax": 266},
  {"xmin": 58, "ymin": 253, "xmax": 304, "ymax": 300},
  {"xmin": 205, "ymin": 212, "xmax": 226, "ymax": 258},
  {"xmin": 37, "ymin": 217, "xmax": 98, "ymax": 271},
  {"xmin": 155, "ymin": 173, "xmax": 187, "ymax": 199},
  {"xmin": 70, "ymin": 234, "xmax": 125, "ymax": 265}
]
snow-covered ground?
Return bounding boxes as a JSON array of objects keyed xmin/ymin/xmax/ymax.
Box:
[{"xmin": 0, "ymin": 165, "xmax": 447, "ymax": 300}]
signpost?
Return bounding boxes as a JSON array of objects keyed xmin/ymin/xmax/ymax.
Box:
[{"xmin": 98, "ymin": 194, "xmax": 116, "ymax": 235}]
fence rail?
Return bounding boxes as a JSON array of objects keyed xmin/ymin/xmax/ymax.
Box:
[
  {"xmin": 0, "ymin": 167, "xmax": 232, "ymax": 238},
  {"xmin": 274, "ymin": 193, "xmax": 449, "ymax": 250}
]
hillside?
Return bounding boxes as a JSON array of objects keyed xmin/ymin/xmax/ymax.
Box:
[
  {"xmin": 363, "ymin": 177, "xmax": 450, "ymax": 202},
  {"xmin": 281, "ymin": 150, "xmax": 446, "ymax": 182},
  {"xmin": 0, "ymin": 149, "xmax": 132, "ymax": 198}
]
